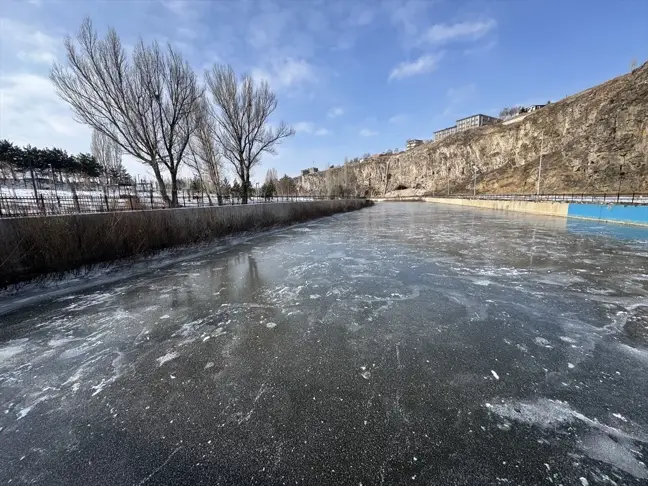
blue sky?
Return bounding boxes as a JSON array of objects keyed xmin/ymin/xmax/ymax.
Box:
[{"xmin": 1, "ymin": 0, "xmax": 646, "ymax": 182}]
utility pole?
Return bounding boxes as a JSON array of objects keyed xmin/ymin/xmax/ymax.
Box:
[
  {"xmin": 617, "ymin": 158, "xmax": 625, "ymax": 202},
  {"xmin": 536, "ymin": 132, "xmax": 544, "ymax": 197}
]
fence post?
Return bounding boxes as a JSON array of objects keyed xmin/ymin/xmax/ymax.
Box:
[
  {"xmin": 40, "ymin": 194, "xmax": 46, "ymax": 215},
  {"xmin": 0, "ymin": 197, "xmax": 3, "ymax": 218},
  {"xmin": 632, "ymin": 193, "xmax": 635, "ymax": 204},
  {"xmin": 150, "ymin": 189, "xmax": 154, "ymax": 209},
  {"xmin": 104, "ymin": 194, "xmax": 109, "ymax": 212},
  {"xmin": 603, "ymin": 193, "xmax": 606, "ymax": 202},
  {"xmin": 182, "ymin": 190, "xmax": 185, "ymax": 206},
  {"xmin": 617, "ymin": 191, "xmax": 620, "ymax": 203},
  {"xmin": 129, "ymin": 194, "xmax": 134, "ymax": 210}
]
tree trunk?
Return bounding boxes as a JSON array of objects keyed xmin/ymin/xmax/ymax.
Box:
[
  {"xmin": 198, "ymin": 173, "xmax": 213, "ymax": 205},
  {"xmin": 151, "ymin": 163, "xmax": 171, "ymax": 207},
  {"xmin": 241, "ymin": 177, "xmax": 249, "ymax": 204},
  {"xmin": 170, "ymin": 170, "xmax": 179, "ymax": 207}
]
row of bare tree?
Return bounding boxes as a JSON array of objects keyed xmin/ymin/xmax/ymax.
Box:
[{"xmin": 50, "ymin": 18, "xmax": 294, "ymax": 206}]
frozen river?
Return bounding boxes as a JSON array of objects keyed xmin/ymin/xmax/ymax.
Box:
[{"xmin": 1, "ymin": 203, "xmax": 648, "ymax": 485}]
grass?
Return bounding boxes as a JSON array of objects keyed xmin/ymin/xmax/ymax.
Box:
[{"xmin": 0, "ymin": 199, "xmax": 371, "ymax": 288}]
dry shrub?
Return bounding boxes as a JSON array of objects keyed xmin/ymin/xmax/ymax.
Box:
[{"xmin": 0, "ymin": 200, "xmax": 371, "ymax": 287}]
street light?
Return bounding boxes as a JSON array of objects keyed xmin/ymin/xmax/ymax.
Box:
[
  {"xmin": 617, "ymin": 157, "xmax": 625, "ymax": 203},
  {"xmin": 536, "ymin": 132, "xmax": 544, "ymax": 198}
]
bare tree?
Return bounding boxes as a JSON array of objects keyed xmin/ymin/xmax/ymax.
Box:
[
  {"xmin": 91, "ymin": 129, "xmax": 123, "ymax": 187},
  {"xmin": 187, "ymin": 96, "xmax": 225, "ymax": 204},
  {"xmin": 205, "ymin": 64, "xmax": 294, "ymax": 204},
  {"xmin": 265, "ymin": 168, "xmax": 278, "ymax": 183},
  {"xmin": 50, "ymin": 17, "xmax": 201, "ymax": 206}
]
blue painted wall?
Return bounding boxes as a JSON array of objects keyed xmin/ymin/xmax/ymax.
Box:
[{"xmin": 567, "ymin": 203, "xmax": 648, "ymax": 226}]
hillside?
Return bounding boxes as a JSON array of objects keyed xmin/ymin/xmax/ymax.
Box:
[{"xmin": 298, "ymin": 62, "xmax": 648, "ymax": 196}]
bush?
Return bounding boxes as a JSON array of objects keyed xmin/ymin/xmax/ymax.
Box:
[{"xmin": 0, "ymin": 200, "xmax": 371, "ymax": 286}]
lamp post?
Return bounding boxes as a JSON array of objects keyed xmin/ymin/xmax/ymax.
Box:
[
  {"xmin": 617, "ymin": 157, "xmax": 625, "ymax": 203},
  {"xmin": 536, "ymin": 132, "xmax": 544, "ymax": 197}
]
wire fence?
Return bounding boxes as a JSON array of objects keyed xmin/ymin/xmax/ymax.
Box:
[
  {"xmin": 429, "ymin": 192, "xmax": 648, "ymax": 205},
  {"xmin": 0, "ymin": 192, "xmax": 359, "ymax": 219}
]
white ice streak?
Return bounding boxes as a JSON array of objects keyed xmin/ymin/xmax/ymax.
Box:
[{"xmin": 156, "ymin": 351, "xmax": 179, "ymax": 366}]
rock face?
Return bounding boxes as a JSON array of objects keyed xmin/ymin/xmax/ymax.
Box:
[{"xmin": 298, "ymin": 62, "xmax": 648, "ymax": 196}]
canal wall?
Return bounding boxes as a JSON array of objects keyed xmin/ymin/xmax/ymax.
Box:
[
  {"xmin": 0, "ymin": 199, "xmax": 370, "ymax": 287},
  {"xmin": 420, "ymin": 197, "xmax": 569, "ymax": 217},
  {"xmin": 373, "ymin": 197, "xmax": 648, "ymax": 226},
  {"xmin": 567, "ymin": 203, "xmax": 648, "ymax": 225}
]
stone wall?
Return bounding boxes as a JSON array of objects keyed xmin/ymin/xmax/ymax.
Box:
[{"xmin": 299, "ymin": 62, "xmax": 648, "ymax": 196}]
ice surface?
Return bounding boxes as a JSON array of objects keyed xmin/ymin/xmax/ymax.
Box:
[{"xmin": 2, "ymin": 203, "xmax": 648, "ymax": 484}]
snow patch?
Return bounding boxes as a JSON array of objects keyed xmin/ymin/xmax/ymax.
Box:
[
  {"xmin": 156, "ymin": 351, "xmax": 179, "ymax": 366},
  {"xmin": 0, "ymin": 341, "xmax": 27, "ymax": 361},
  {"xmin": 534, "ymin": 337, "xmax": 552, "ymax": 348}
]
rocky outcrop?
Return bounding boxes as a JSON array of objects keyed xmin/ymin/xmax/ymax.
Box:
[{"xmin": 298, "ymin": 62, "xmax": 648, "ymax": 196}]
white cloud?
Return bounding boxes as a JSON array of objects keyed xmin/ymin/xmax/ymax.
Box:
[
  {"xmin": 327, "ymin": 107, "xmax": 344, "ymax": 118},
  {"xmin": 359, "ymin": 128, "xmax": 378, "ymax": 137},
  {"xmin": 293, "ymin": 123, "xmax": 330, "ymax": 136},
  {"xmin": 252, "ymin": 58, "xmax": 316, "ymax": 91},
  {"xmin": 464, "ymin": 40, "xmax": 497, "ymax": 56},
  {"xmin": 421, "ymin": 19, "xmax": 496, "ymax": 44},
  {"xmin": 0, "ymin": 72, "xmax": 90, "ymax": 147},
  {"xmin": 389, "ymin": 114, "xmax": 408, "ymax": 124},
  {"xmin": 0, "ymin": 17, "xmax": 59, "ymax": 65},
  {"xmin": 294, "ymin": 121, "xmax": 315, "ymax": 133},
  {"xmin": 388, "ymin": 52, "xmax": 444, "ymax": 81},
  {"xmin": 386, "ymin": 0, "xmax": 434, "ymax": 38}
]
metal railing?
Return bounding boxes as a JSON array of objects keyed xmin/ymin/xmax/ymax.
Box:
[
  {"xmin": 428, "ymin": 192, "xmax": 648, "ymax": 205},
  {"xmin": 0, "ymin": 192, "xmax": 360, "ymax": 219}
]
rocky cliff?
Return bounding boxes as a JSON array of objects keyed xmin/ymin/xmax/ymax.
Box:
[{"xmin": 298, "ymin": 62, "xmax": 648, "ymax": 196}]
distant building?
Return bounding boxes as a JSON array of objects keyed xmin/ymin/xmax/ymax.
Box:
[
  {"xmin": 434, "ymin": 113, "xmax": 500, "ymax": 142},
  {"xmin": 406, "ymin": 139, "xmax": 424, "ymax": 150},
  {"xmin": 525, "ymin": 104, "xmax": 546, "ymax": 112},
  {"xmin": 456, "ymin": 114, "xmax": 500, "ymax": 131},
  {"xmin": 300, "ymin": 167, "xmax": 319, "ymax": 175},
  {"xmin": 433, "ymin": 126, "xmax": 457, "ymax": 141}
]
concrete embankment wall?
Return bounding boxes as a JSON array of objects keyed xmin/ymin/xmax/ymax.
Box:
[
  {"xmin": 567, "ymin": 203, "xmax": 648, "ymax": 226},
  {"xmin": 421, "ymin": 197, "xmax": 570, "ymax": 217},
  {"xmin": 373, "ymin": 197, "xmax": 648, "ymax": 226},
  {"xmin": 0, "ymin": 199, "xmax": 370, "ymax": 287}
]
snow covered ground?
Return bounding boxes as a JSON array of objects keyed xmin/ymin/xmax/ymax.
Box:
[{"xmin": 1, "ymin": 203, "xmax": 647, "ymax": 484}]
